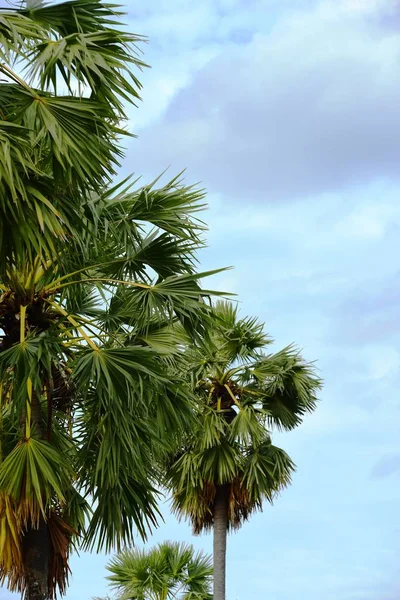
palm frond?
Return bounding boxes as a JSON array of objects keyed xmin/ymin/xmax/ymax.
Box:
[
  {"xmin": 0, "ymin": 9, "xmax": 44, "ymax": 61},
  {"xmin": 23, "ymin": 0, "xmax": 146, "ymax": 111},
  {"xmin": 110, "ymin": 174, "xmax": 208, "ymax": 242},
  {"xmin": 252, "ymin": 346, "xmax": 322, "ymax": 430},
  {"xmin": 213, "ymin": 300, "xmax": 271, "ymax": 364},
  {"xmin": 0, "ymin": 437, "xmax": 72, "ymax": 525}
]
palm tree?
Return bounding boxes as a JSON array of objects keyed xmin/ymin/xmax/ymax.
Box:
[
  {"xmin": 0, "ymin": 2, "xmax": 226, "ymax": 598},
  {"xmin": 104, "ymin": 541, "xmax": 213, "ymax": 600},
  {"xmin": 165, "ymin": 301, "xmax": 322, "ymax": 600}
]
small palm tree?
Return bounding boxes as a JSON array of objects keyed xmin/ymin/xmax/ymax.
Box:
[
  {"xmin": 104, "ymin": 541, "xmax": 213, "ymax": 600},
  {"xmin": 165, "ymin": 301, "xmax": 322, "ymax": 600}
]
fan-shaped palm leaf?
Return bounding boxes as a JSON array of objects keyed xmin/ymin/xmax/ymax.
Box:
[{"xmin": 106, "ymin": 541, "xmax": 212, "ymax": 600}]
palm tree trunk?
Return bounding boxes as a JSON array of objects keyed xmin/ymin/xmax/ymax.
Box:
[
  {"xmin": 213, "ymin": 485, "xmax": 229, "ymax": 600},
  {"xmin": 22, "ymin": 393, "xmax": 50, "ymax": 600},
  {"xmin": 22, "ymin": 517, "xmax": 50, "ymax": 600}
]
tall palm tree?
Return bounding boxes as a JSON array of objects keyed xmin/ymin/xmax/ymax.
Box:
[
  {"xmin": 104, "ymin": 541, "xmax": 213, "ymax": 600},
  {"xmin": 165, "ymin": 301, "xmax": 322, "ymax": 600},
  {"xmin": 0, "ymin": 2, "xmax": 226, "ymax": 598}
]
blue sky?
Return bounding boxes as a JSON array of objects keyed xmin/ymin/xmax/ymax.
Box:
[{"xmin": 2, "ymin": 0, "xmax": 400, "ymax": 598}]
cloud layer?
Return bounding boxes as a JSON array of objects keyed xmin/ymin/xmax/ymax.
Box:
[{"xmin": 128, "ymin": 0, "xmax": 400, "ymax": 202}]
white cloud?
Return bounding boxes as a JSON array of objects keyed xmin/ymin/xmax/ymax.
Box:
[{"xmin": 127, "ymin": 0, "xmax": 400, "ymax": 202}]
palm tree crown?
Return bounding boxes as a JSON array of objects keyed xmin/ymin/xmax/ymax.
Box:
[
  {"xmin": 166, "ymin": 300, "xmax": 322, "ymax": 534},
  {"xmin": 106, "ymin": 541, "xmax": 213, "ymax": 600}
]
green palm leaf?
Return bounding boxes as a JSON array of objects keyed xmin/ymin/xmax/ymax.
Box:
[{"xmin": 0, "ymin": 437, "xmax": 72, "ymax": 522}]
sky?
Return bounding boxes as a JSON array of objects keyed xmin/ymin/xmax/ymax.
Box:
[{"xmin": 1, "ymin": 0, "xmax": 400, "ymax": 598}]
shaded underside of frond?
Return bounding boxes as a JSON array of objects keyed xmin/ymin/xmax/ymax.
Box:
[
  {"xmin": 186, "ymin": 479, "xmax": 262, "ymax": 534},
  {"xmin": 171, "ymin": 462, "xmax": 291, "ymax": 536}
]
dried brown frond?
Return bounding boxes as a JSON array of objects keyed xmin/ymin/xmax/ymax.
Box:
[
  {"xmin": 228, "ymin": 476, "xmax": 261, "ymax": 531},
  {"xmin": 2, "ymin": 507, "xmax": 76, "ymax": 599},
  {"xmin": 192, "ymin": 481, "xmax": 216, "ymax": 534},
  {"xmin": 0, "ymin": 492, "xmax": 24, "ymax": 593},
  {"xmin": 47, "ymin": 511, "xmax": 76, "ymax": 599},
  {"xmin": 190, "ymin": 477, "xmax": 262, "ymax": 534}
]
